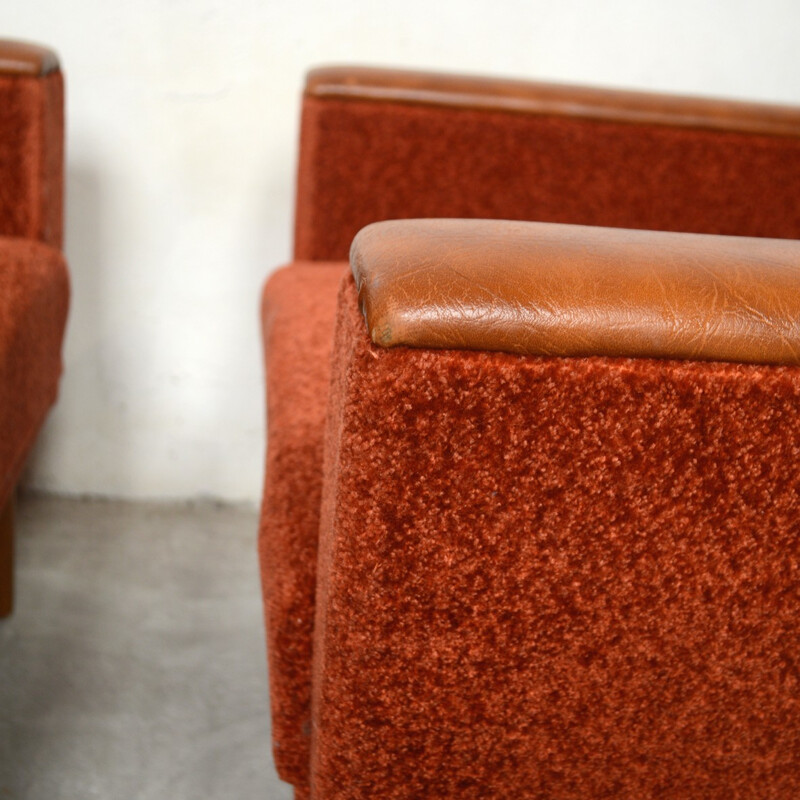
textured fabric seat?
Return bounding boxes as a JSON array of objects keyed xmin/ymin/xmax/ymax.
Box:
[
  {"xmin": 0, "ymin": 41, "xmax": 70, "ymax": 617},
  {"xmin": 259, "ymin": 67, "xmax": 800, "ymax": 799},
  {"xmin": 260, "ymin": 262, "xmax": 346, "ymax": 782}
]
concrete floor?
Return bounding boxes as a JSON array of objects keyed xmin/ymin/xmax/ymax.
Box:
[{"xmin": 0, "ymin": 493, "xmax": 293, "ymax": 800}]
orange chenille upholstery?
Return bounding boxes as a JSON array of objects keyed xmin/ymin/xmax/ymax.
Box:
[
  {"xmin": 313, "ymin": 267, "xmax": 800, "ymax": 799},
  {"xmin": 259, "ymin": 67, "xmax": 800, "ymax": 798},
  {"xmin": 0, "ymin": 40, "xmax": 70, "ymax": 617}
]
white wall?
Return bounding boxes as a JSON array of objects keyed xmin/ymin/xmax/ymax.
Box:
[{"xmin": 4, "ymin": 0, "xmax": 800, "ymax": 502}]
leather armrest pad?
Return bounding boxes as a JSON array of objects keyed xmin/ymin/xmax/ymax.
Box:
[
  {"xmin": 0, "ymin": 40, "xmax": 59, "ymax": 77},
  {"xmin": 351, "ymin": 219, "xmax": 800, "ymax": 365}
]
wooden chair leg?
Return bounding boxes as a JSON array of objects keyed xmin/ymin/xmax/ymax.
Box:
[{"xmin": 0, "ymin": 494, "xmax": 13, "ymax": 617}]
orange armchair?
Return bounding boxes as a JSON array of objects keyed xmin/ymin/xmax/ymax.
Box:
[
  {"xmin": 0, "ymin": 41, "xmax": 70, "ymax": 616},
  {"xmin": 259, "ymin": 68, "xmax": 800, "ymax": 798}
]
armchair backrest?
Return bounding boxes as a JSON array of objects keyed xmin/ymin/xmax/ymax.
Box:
[
  {"xmin": 294, "ymin": 67, "xmax": 800, "ymax": 261},
  {"xmin": 0, "ymin": 40, "xmax": 64, "ymax": 248}
]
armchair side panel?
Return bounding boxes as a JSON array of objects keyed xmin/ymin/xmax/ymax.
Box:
[
  {"xmin": 0, "ymin": 237, "xmax": 69, "ymax": 616},
  {"xmin": 310, "ymin": 276, "xmax": 800, "ymax": 798}
]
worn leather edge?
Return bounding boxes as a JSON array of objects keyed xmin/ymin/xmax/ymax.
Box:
[
  {"xmin": 306, "ymin": 66, "xmax": 800, "ymax": 139},
  {"xmin": 351, "ymin": 219, "xmax": 800, "ymax": 365},
  {"xmin": 0, "ymin": 40, "xmax": 59, "ymax": 77}
]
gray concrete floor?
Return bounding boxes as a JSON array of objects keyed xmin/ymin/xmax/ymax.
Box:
[{"xmin": 0, "ymin": 493, "xmax": 293, "ymax": 799}]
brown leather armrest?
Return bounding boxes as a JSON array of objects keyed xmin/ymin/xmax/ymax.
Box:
[
  {"xmin": 0, "ymin": 40, "xmax": 59, "ymax": 77},
  {"xmin": 351, "ymin": 219, "xmax": 800, "ymax": 365},
  {"xmin": 307, "ymin": 66, "xmax": 800, "ymax": 138}
]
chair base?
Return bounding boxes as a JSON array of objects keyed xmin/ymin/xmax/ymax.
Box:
[{"xmin": 0, "ymin": 493, "xmax": 14, "ymax": 617}]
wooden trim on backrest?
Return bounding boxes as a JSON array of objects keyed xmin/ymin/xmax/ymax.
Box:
[
  {"xmin": 306, "ymin": 66, "xmax": 800, "ymax": 138},
  {"xmin": 0, "ymin": 40, "xmax": 59, "ymax": 77}
]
